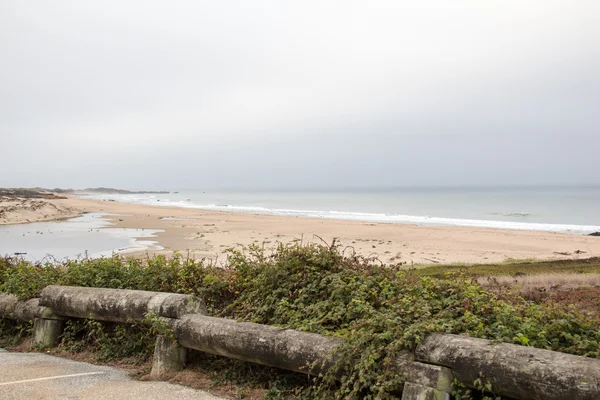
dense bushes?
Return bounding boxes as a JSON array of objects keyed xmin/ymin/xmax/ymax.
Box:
[
  {"xmin": 0, "ymin": 254, "xmax": 235, "ymax": 313},
  {"xmin": 1, "ymin": 243, "xmax": 600, "ymax": 398}
]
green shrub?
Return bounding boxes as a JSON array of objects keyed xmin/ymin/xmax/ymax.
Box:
[
  {"xmin": 0, "ymin": 318, "xmax": 32, "ymax": 348},
  {"xmin": 61, "ymin": 319, "xmax": 153, "ymax": 362},
  {"xmin": 1, "ymin": 243, "xmax": 599, "ymax": 399},
  {"xmin": 221, "ymin": 243, "xmax": 600, "ymax": 398},
  {"xmin": 0, "ymin": 258, "xmax": 61, "ymax": 300}
]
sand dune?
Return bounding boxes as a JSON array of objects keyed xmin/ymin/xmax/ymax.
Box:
[{"xmin": 0, "ymin": 193, "xmax": 81, "ymax": 225}]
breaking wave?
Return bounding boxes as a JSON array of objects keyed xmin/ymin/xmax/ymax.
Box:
[{"xmin": 81, "ymin": 194, "xmax": 600, "ymax": 235}]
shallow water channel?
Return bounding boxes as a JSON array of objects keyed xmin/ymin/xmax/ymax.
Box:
[{"xmin": 0, "ymin": 213, "xmax": 163, "ymax": 262}]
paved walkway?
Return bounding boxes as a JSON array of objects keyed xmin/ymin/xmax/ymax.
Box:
[{"xmin": 0, "ymin": 349, "xmax": 223, "ymax": 400}]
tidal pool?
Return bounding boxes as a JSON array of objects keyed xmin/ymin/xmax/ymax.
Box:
[{"xmin": 0, "ymin": 213, "xmax": 163, "ymax": 262}]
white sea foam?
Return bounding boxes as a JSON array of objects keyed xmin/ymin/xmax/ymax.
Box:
[{"xmin": 81, "ymin": 194, "xmax": 600, "ymax": 234}]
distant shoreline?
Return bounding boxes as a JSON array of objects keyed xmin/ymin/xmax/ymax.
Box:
[
  {"xmin": 54, "ymin": 187, "xmax": 170, "ymax": 195},
  {"xmin": 9, "ymin": 193, "xmax": 600, "ymax": 265},
  {"xmin": 0, "ymin": 187, "xmax": 170, "ymax": 195},
  {"xmin": 76, "ymin": 189, "xmax": 600, "ymax": 236}
]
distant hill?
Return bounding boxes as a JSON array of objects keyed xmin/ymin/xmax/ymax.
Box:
[
  {"xmin": 0, "ymin": 188, "xmax": 67, "ymax": 199},
  {"xmin": 0, "ymin": 187, "xmax": 170, "ymax": 198},
  {"xmin": 78, "ymin": 187, "xmax": 170, "ymax": 194}
]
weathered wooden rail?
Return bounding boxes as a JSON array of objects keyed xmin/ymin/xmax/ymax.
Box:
[{"xmin": 2, "ymin": 286, "xmax": 600, "ymax": 400}]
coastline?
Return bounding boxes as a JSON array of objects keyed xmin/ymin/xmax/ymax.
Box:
[
  {"xmin": 5, "ymin": 195, "xmax": 595, "ymax": 265},
  {"xmin": 73, "ymin": 188, "xmax": 600, "ymax": 235}
]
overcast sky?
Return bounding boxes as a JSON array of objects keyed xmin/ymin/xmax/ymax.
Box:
[{"xmin": 1, "ymin": 1, "xmax": 599, "ymax": 190}]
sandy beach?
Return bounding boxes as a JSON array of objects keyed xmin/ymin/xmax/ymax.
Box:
[{"xmin": 2, "ymin": 194, "xmax": 598, "ymax": 265}]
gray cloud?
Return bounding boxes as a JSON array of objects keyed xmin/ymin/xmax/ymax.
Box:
[{"xmin": 1, "ymin": 0, "xmax": 599, "ymax": 189}]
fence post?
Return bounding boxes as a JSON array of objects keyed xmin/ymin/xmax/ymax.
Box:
[
  {"xmin": 33, "ymin": 318, "xmax": 65, "ymax": 348},
  {"xmin": 401, "ymin": 382, "xmax": 451, "ymax": 400},
  {"xmin": 151, "ymin": 335, "xmax": 187, "ymax": 377}
]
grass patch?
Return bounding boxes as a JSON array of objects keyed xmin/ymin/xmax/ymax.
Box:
[
  {"xmin": 479, "ymin": 272, "xmax": 600, "ymax": 290},
  {"xmin": 411, "ymin": 257, "xmax": 600, "ymax": 277}
]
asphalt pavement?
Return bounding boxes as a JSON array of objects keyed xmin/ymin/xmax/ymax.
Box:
[{"xmin": 0, "ymin": 349, "xmax": 223, "ymax": 400}]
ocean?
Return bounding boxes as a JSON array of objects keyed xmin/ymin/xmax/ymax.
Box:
[{"xmin": 80, "ymin": 186, "xmax": 600, "ymax": 235}]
